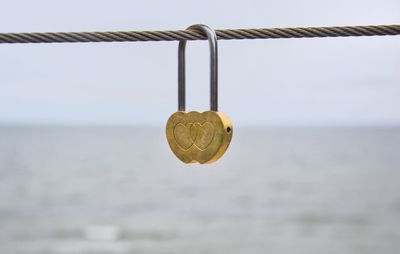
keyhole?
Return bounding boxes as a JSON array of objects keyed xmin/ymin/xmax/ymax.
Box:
[{"xmin": 226, "ymin": 127, "xmax": 231, "ymax": 133}]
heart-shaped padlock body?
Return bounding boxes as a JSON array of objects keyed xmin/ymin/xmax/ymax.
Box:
[{"xmin": 166, "ymin": 111, "xmax": 233, "ymax": 164}]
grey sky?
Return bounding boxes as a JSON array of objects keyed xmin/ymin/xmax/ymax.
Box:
[{"xmin": 0, "ymin": 0, "xmax": 399, "ymax": 126}]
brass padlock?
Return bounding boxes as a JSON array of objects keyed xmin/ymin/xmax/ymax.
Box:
[{"xmin": 166, "ymin": 24, "xmax": 233, "ymax": 164}]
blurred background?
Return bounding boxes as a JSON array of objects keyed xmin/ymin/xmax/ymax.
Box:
[{"xmin": 0, "ymin": 0, "xmax": 399, "ymax": 253}]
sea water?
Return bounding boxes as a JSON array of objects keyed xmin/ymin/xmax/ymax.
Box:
[{"xmin": 0, "ymin": 126, "xmax": 399, "ymax": 254}]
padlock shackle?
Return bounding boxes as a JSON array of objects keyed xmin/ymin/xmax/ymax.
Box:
[{"xmin": 178, "ymin": 24, "xmax": 218, "ymax": 111}]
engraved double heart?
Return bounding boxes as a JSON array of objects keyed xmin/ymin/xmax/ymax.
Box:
[{"xmin": 173, "ymin": 122, "xmax": 215, "ymax": 151}]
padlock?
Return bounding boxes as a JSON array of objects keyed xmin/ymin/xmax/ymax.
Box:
[{"xmin": 166, "ymin": 24, "xmax": 233, "ymax": 164}]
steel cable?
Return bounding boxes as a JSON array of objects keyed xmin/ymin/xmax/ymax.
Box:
[{"xmin": 0, "ymin": 24, "xmax": 399, "ymax": 44}]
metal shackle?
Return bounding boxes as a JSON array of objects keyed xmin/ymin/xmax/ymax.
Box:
[{"xmin": 178, "ymin": 24, "xmax": 218, "ymax": 112}]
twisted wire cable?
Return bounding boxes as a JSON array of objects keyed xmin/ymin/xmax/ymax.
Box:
[{"xmin": 0, "ymin": 24, "xmax": 399, "ymax": 44}]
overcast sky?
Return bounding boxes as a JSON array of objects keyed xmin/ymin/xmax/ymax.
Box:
[{"xmin": 0, "ymin": 0, "xmax": 399, "ymax": 126}]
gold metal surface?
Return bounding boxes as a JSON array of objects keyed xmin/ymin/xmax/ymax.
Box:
[{"xmin": 166, "ymin": 111, "xmax": 233, "ymax": 164}]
